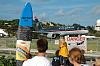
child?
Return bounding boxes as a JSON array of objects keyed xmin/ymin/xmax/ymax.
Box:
[
  {"xmin": 52, "ymin": 50, "xmax": 61, "ymax": 66},
  {"xmin": 93, "ymin": 57, "xmax": 100, "ymax": 66},
  {"xmin": 80, "ymin": 50, "xmax": 86, "ymax": 64},
  {"xmin": 69, "ymin": 47, "xmax": 89, "ymax": 66},
  {"xmin": 59, "ymin": 37, "xmax": 69, "ymax": 66}
]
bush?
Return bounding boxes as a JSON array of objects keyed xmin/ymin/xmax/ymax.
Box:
[{"xmin": 0, "ymin": 55, "xmax": 16, "ymax": 66}]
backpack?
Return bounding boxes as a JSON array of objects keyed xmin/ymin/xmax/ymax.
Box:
[
  {"xmin": 52, "ymin": 56, "xmax": 61, "ymax": 66},
  {"xmin": 59, "ymin": 56, "xmax": 74, "ymax": 66}
]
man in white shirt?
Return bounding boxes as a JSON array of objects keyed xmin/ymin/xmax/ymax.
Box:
[{"xmin": 23, "ymin": 38, "xmax": 51, "ymax": 66}]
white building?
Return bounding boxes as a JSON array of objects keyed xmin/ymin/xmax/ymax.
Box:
[{"xmin": 95, "ymin": 19, "xmax": 100, "ymax": 31}]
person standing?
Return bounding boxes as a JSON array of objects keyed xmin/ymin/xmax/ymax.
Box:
[
  {"xmin": 69, "ymin": 47, "xmax": 89, "ymax": 66},
  {"xmin": 59, "ymin": 37, "xmax": 69, "ymax": 66},
  {"xmin": 52, "ymin": 50, "xmax": 61, "ymax": 66},
  {"xmin": 22, "ymin": 38, "xmax": 51, "ymax": 66},
  {"xmin": 80, "ymin": 50, "xmax": 86, "ymax": 64}
]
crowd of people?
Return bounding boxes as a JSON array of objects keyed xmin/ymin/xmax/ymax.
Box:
[
  {"xmin": 22, "ymin": 38, "xmax": 100, "ymax": 66},
  {"xmin": 52, "ymin": 37, "xmax": 87, "ymax": 66}
]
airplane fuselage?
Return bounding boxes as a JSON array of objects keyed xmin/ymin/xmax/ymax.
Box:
[{"xmin": 38, "ymin": 26, "xmax": 88, "ymax": 38}]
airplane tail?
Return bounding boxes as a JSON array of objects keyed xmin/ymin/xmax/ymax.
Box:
[{"xmin": 34, "ymin": 16, "xmax": 43, "ymax": 31}]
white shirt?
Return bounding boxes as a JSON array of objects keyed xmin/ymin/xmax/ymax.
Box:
[
  {"xmin": 80, "ymin": 64, "xmax": 89, "ymax": 66},
  {"xmin": 22, "ymin": 56, "xmax": 51, "ymax": 66}
]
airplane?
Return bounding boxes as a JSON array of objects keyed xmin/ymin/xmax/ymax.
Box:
[
  {"xmin": 0, "ymin": 29, "xmax": 8, "ymax": 37},
  {"xmin": 33, "ymin": 17, "xmax": 89, "ymax": 39}
]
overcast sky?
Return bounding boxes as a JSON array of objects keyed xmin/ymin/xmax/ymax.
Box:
[{"xmin": 0, "ymin": 0, "xmax": 100, "ymax": 26}]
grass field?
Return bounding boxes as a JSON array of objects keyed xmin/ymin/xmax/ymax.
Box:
[
  {"xmin": 0, "ymin": 38, "xmax": 100, "ymax": 52},
  {"xmin": 87, "ymin": 39, "xmax": 100, "ymax": 51}
]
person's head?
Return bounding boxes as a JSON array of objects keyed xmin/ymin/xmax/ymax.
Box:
[
  {"xmin": 60, "ymin": 37, "xmax": 65, "ymax": 44},
  {"xmin": 37, "ymin": 38, "xmax": 48, "ymax": 53},
  {"xmin": 59, "ymin": 37, "xmax": 67, "ymax": 48},
  {"xmin": 94, "ymin": 57, "xmax": 100, "ymax": 66},
  {"xmin": 81, "ymin": 50, "xmax": 85, "ymax": 54},
  {"xmin": 55, "ymin": 50, "xmax": 59, "ymax": 56},
  {"xmin": 69, "ymin": 47, "xmax": 81, "ymax": 64}
]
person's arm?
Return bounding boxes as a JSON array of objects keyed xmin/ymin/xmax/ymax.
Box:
[{"xmin": 52, "ymin": 57, "xmax": 55, "ymax": 65}]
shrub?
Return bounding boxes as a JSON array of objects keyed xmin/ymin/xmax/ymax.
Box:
[{"xmin": 0, "ymin": 55, "xmax": 16, "ymax": 66}]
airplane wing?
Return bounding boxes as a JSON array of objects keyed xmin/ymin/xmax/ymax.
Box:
[{"xmin": 32, "ymin": 30, "xmax": 49, "ymax": 34}]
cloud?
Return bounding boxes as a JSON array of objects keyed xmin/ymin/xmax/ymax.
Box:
[
  {"xmin": 40, "ymin": 12, "xmax": 47, "ymax": 18},
  {"xmin": 31, "ymin": 0, "xmax": 51, "ymax": 4},
  {"xmin": 56, "ymin": 9, "xmax": 65, "ymax": 16},
  {"xmin": 23, "ymin": 0, "xmax": 47, "ymax": 3},
  {"xmin": 54, "ymin": 7, "xmax": 85, "ymax": 20},
  {"xmin": 90, "ymin": 5, "xmax": 100, "ymax": 16},
  {"xmin": 56, "ymin": 7, "xmax": 84, "ymax": 21},
  {"xmin": 35, "ymin": 0, "xmax": 50, "ymax": 1},
  {"xmin": 66, "ymin": 7, "xmax": 84, "ymax": 16},
  {"xmin": 21, "ymin": 0, "xmax": 32, "ymax": 2},
  {"xmin": 38, "ymin": 12, "xmax": 48, "ymax": 21}
]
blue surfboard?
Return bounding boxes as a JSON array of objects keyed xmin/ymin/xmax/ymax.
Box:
[
  {"xmin": 16, "ymin": 2, "xmax": 33, "ymax": 66},
  {"xmin": 19, "ymin": 2, "xmax": 33, "ymax": 27}
]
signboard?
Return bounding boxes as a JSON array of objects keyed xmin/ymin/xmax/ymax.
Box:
[
  {"xmin": 65, "ymin": 36, "xmax": 87, "ymax": 52},
  {"xmin": 55, "ymin": 40, "xmax": 59, "ymax": 45}
]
